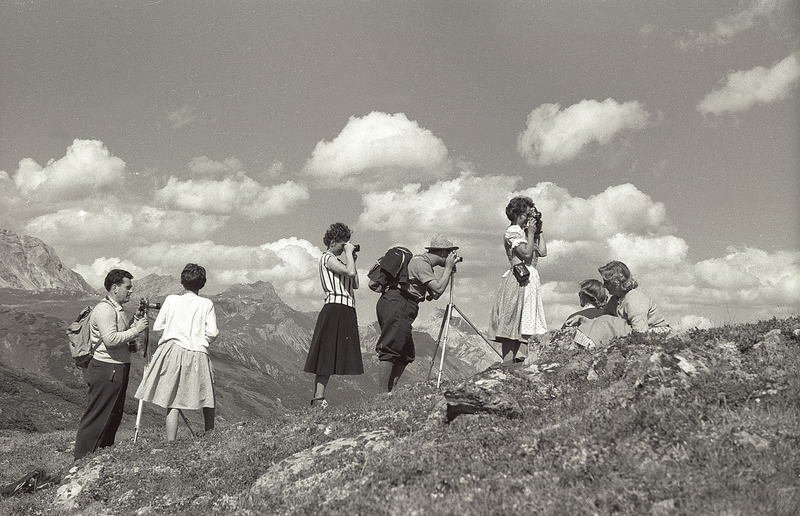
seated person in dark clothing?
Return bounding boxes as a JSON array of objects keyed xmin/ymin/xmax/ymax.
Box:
[{"xmin": 562, "ymin": 279, "xmax": 608, "ymax": 328}]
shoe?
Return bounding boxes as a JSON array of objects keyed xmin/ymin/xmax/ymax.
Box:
[{"xmin": 310, "ymin": 397, "xmax": 328, "ymax": 408}]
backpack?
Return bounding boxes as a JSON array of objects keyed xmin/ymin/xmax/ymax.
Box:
[
  {"xmin": 66, "ymin": 299, "xmax": 110, "ymax": 369},
  {"xmin": 367, "ymin": 246, "xmax": 414, "ymax": 293}
]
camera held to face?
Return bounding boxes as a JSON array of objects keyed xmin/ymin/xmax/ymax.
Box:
[
  {"xmin": 526, "ymin": 205, "xmax": 543, "ymax": 233},
  {"xmin": 352, "ymin": 244, "xmax": 360, "ymax": 253}
]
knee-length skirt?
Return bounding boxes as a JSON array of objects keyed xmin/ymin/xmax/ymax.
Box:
[
  {"xmin": 134, "ymin": 340, "xmax": 215, "ymax": 410},
  {"xmin": 489, "ymin": 265, "xmax": 547, "ymax": 342},
  {"xmin": 304, "ymin": 303, "xmax": 364, "ymax": 375}
]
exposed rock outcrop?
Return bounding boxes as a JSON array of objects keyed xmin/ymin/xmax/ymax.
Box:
[{"xmin": 0, "ymin": 229, "xmax": 92, "ymax": 293}]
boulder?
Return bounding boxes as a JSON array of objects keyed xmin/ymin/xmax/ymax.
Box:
[
  {"xmin": 52, "ymin": 461, "xmax": 104, "ymax": 511},
  {"xmin": 250, "ymin": 427, "xmax": 394, "ymax": 502},
  {"xmin": 443, "ymin": 367, "xmax": 524, "ymax": 422}
]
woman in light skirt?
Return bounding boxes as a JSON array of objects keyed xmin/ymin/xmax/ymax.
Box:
[
  {"xmin": 489, "ymin": 196, "xmax": 548, "ymax": 363},
  {"xmin": 135, "ymin": 263, "xmax": 219, "ymax": 441}
]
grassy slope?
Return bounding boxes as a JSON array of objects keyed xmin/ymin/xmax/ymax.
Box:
[{"xmin": 1, "ymin": 316, "xmax": 799, "ymax": 515}]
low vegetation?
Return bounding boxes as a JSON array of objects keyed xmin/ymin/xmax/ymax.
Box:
[{"xmin": 1, "ymin": 316, "xmax": 798, "ymax": 515}]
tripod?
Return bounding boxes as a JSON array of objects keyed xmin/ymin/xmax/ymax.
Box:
[{"xmin": 427, "ymin": 267, "xmax": 502, "ymax": 389}]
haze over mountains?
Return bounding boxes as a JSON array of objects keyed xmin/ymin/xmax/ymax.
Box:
[{"xmin": 0, "ymin": 229, "xmax": 485, "ymax": 430}]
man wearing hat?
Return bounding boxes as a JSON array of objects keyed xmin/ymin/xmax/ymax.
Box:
[{"xmin": 375, "ymin": 234, "xmax": 460, "ymax": 393}]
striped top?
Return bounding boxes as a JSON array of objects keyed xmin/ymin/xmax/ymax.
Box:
[{"xmin": 319, "ymin": 251, "xmax": 355, "ymax": 307}]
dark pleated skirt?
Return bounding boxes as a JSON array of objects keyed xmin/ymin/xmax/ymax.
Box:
[{"xmin": 304, "ymin": 303, "xmax": 364, "ymax": 375}]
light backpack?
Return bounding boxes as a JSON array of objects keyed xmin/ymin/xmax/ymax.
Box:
[{"xmin": 66, "ymin": 299, "xmax": 111, "ymax": 369}]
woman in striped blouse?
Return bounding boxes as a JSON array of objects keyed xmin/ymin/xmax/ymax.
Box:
[{"xmin": 303, "ymin": 222, "xmax": 363, "ymax": 407}]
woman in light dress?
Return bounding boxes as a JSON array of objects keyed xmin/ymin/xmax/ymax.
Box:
[
  {"xmin": 489, "ymin": 195, "xmax": 548, "ymax": 363},
  {"xmin": 135, "ymin": 263, "xmax": 218, "ymax": 441}
]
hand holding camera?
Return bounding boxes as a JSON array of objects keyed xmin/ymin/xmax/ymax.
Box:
[{"xmin": 525, "ymin": 205, "xmax": 543, "ymax": 235}]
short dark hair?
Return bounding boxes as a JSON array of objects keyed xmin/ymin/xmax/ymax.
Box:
[
  {"xmin": 505, "ymin": 196, "xmax": 535, "ymax": 222},
  {"xmin": 104, "ymin": 269, "xmax": 133, "ymax": 291},
  {"xmin": 181, "ymin": 263, "xmax": 207, "ymax": 291},
  {"xmin": 323, "ymin": 222, "xmax": 352, "ymax": 248}
]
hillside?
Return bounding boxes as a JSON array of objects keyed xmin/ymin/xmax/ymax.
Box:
[
  {"xmin": 1, "ymin": 316, "xmax": 798, "ymax": 515},
  {"xmin": 0, "ymin": 229, "xmax": 92, "ymax": 293}
]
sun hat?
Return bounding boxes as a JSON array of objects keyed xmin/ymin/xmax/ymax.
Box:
[{"xmin": 424, "ymin": 234, "xmax": 459, "ymax": 251}]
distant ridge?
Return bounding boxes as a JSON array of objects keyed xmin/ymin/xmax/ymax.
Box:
[{"xmin": 0, "ymin": 229, "xmax": 93, "ymax": 293}]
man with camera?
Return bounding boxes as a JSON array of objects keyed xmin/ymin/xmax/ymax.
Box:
[
  {"xmin": 375, "ymin": 234, "xmax": 460, "ymax": 393},
  {"xmin": 74, "ymin": 269, "xmax": 149, "ymax": 460}
]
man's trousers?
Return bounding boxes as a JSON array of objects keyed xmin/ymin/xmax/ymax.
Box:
[{"xmin": 74, "ymin": 359, "xmax": 130, "ymax": 460}]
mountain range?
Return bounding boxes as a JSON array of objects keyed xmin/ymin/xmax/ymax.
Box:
[{"xmin": 0, "ymin": 229, "xmax": 487, "ymax": 431}]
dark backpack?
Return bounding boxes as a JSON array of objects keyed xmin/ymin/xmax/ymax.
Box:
[{"xmin": 367, "ymin": 246, "xmax": 413, "ymax": 293}]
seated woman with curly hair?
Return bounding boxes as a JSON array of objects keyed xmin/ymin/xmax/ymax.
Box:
[
  {"xmin": 568, "ymin": 261, "xmax": 669, "ymax": 348},
  {"xmin": 599, "ymin": 261, "xmax": 669, "ymax": 333}
]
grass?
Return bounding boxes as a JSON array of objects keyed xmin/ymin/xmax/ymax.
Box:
[{"xmin": 0, "ymin": 316, "xmax": 798, "ymax": 515}]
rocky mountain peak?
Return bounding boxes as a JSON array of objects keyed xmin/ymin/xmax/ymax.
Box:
[{"xmin": 0, "ymin": 229, "xmax": 93, "ymax": 293}]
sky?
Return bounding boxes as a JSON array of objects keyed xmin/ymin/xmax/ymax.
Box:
[{"xmin": 1, "ymin": 0, "xmax": 799, "ymax": 331}]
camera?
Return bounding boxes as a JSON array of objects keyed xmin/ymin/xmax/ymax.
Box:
[
  {"xmin": 138, "ymin": 298, "xmax": 162, "ymax": 312},
  {"xmin": 352, "ymin": 244, "xmax": 360, "ymax": 253},
  {"xmin": 455, "ymin": 256, "xmax": 464, "ymax": 263}
]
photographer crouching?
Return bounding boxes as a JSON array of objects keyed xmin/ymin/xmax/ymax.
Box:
[
  {"xmin": 74, "ymin": 269, "xmax": 148, "ymax": 460},
  {"xmin": 373, "ymin": 234, "xmax": 460, "ymax": 393}
]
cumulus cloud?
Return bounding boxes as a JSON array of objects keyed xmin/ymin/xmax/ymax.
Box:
[
  {"xmin": 517, "ymin": 99, "xmax": 650, "ymax": 166},
  {"xmin": 12, "ymin": 139, "xmax": 126, "ymax": 200},
  {"xmin": 303, "ymin": 111, "xmax": 452, "ymax": 189},
  {"xmin": 606, "ymin": 234, "xmax": 689, "ymax": 272},
  {"xmin": 155, "ymin": 175, "xmax": 309, "ymax": 219},
  {"xmin": 694, "ymin": 247, "xmax": 800, "ymax": 305},
  {"xmin": 678, "ymin": 0, "xmax": 786, "ymax": 51},
  {"xmin": 359, "ymin": 176, "xmax": 666, "ymax": 244},
  {"xmin": 187, "ymin": 156, "xmax": 244, "ymax": 176},
  {"xmin": 127, "ymin": 239, "xmax": 321, "ymax": 282},
  {"xmin": 74, "ymin": 257, "xmax": 159, "ymax": 289},
  {"xmin": 167, "ymin": 106, "xmax": 198, "ymax": 129},
  {"xmin": 24, "ymin": 205, "xmax": 227, "ymax": 245},
  {"xmin": 697, "ymin": 52, "xmax": 800, "ymax": 115}
]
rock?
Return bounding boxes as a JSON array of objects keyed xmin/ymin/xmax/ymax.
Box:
[
  {"xmin": 734, "ymin": 431, "xmax": 770, "ymax": 451},
  {"xmin": 443, "ymin": 368, "xmax": 524, "ymax": 422},
  {"xmin": 673, "ymin": 353, "xmax": 708, "ymax": 376},
  {"xmin": 53, "ymin": 462, "xmax": 103, "ymax": 511},
  {"xmin": 650, "ymin": 498, "xmax": 676, "ymax": 515},
  {"xmin": 250, "ymin": 427, "xmax": 394, "ymax": 500}
]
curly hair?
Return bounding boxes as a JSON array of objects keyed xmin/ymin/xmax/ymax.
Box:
[
  {"xmin": 323, "ymin": 222, "xmax": 352, "ymax": 248},
  {"xmin": 579, "ymin": 279, "xmax": 608, "ymax": 307},
  {"xmin": 598, "ymin": 261, "xmax": 638, "ymax": 293},
  {"xmin": 181, "ymin": 263, "xmax": 207, "ymax": 291},
  {"xmin": 505, "ymin": 196, "xmax": 535, "ymax": 222}
]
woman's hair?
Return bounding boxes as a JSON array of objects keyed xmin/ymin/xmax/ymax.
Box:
[
  {"xmin": 505, "ymin": 196, "xmax": 535, "ymax": 222},
  {"xmin": 181, "ymin": 263, "xmax": 207, "ymax": 291},
  {"xmin": 598, "ymin": 261, "xmax": 638, "ymax": 293},
  {"xmin": 579, "ymin": 279, "xmax": 608, "ymax": 307},
  {"xmin": 323, "ymin": 222, "xmax": 352, "ymax": 248}
]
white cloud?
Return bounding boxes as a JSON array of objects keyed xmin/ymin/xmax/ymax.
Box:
[
  {"xmin": 359, "ymin": 176, "xmax": 666, "ymax": 244},
  {"xmin": 694, "ymin": 247, "xmax": 800, "ymax": 305},
  {"xmin": 119, "ymin": 238, "xmax": 324, "ymax": 308},
  {"xmin": 303, "ymin": 111, "xmax": 452, "ymax": 189},
  {"xmin": 517, "ymin": 98, "xmax": 650, "ymax": 166},
  {"xmin": 606, "ymin": 233, "xmax": 689, "ymax": 271},
  {"xmin": 167, "ymin": 106, "xmax": 198, "ymax": 129},
  {"xmin": 155, "ymin": 175, "xmax": 309, "ymax": 219},
  {"xmin": 24, "ymin": 205, "xmax": 227, "ymax": 245},
  {"xmin": 74, "ymin": 257, "xmax": 159, "ymax": 289},
  {"xmin": 678, "ymin": 0, "xmax": 786, "ymax": 51},
  {"xmin": 187, "ymin": 156, "xmax": 244, "ymax": 176},
  {"xmin": 697, "ymin": 52, "xmax": 800, "ymax": 115},
  {"xmin": 12, "ymin": 139, "xmax": 126, "ymax": 200}
]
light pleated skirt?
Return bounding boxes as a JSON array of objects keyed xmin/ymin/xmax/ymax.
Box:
[{"xmin": 135, "ymin": 340, "xmax": 215, "ymax": 410}]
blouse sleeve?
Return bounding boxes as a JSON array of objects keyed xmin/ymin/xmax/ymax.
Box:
[
  {"xmin": 504, "ymin": 225, "xmax": 527, "ymax": 249},
  {"xmin": 205, "ymin": 301, "xmax": 219, "ymax": 342},
  {"xmin": 153, "ymin": 296, "xmax": 169, "ymax": 332}
]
